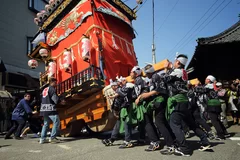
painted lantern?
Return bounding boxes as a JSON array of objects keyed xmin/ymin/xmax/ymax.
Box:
[
  {"xmin": 81, "ymin": 37, "xmax": 91, "ymax": 61},
  {"xmin": 39, "ymin": 48, "xmax": 49, "ymax": 58},
  {"xmin": 63, "ymin": 50, "xmax": 71, "ymax": 70},
  {"xmin": 48, "ymin": 61, "xmax": 56, "ymax": 78},
  {"xmin": 28, "ymin": 59, "xmax": 38, "ymax": 69}
]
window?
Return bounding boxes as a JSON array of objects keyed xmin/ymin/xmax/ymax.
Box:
[
  {"xmin": 27, "ymin": 37, "xmax": 37, "ymax": 55},
  {"xmin": 28, "ymin": 0, "xmax": 47, "ymax": 13}
]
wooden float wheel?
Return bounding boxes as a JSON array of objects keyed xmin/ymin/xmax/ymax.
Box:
[
  {"xmin": 64, "ymin": 119, "xmax": 86, "ymax": 137},
  {"xmin": 87, "ymin": 110, "xmax": 117, "ymax": 133}
]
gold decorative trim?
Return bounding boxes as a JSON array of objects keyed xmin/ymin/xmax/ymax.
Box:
[
  {"xmin": 52, "ymin": 24, "xmax": 134, "ymax": 59},
  {"xmin": 42, "ymin": 0, "xmax": 73, "ymax": 30},
  {"xmin": 42, "ymin": 0, "xmax": 135, "ymax": 31},
  {"xmin": 112, "ymin": 0, "xmax": 136, "ymax": 19}
]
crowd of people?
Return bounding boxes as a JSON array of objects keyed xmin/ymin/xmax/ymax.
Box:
[
  {"xmin": 1, "ymin": 54, "xmax": 240, "ymax": 156},
  {"xmin": 101, "ymin": 54, "xmax": 240, "ymax": 157},
  {"xmin": 3, "ymin": 78, "xmax": 62, "ymax": 144}
]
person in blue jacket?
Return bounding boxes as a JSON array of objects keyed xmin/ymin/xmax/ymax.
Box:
[{"xmin": 5, "ymin": 93, "xmax": 37, "ymax": 140}]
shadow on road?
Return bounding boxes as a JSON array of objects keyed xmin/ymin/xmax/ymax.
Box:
[
  {"xmin": 188, "ymin": 140, "xmax": 225, "ymax": 151},
  {"xmin": 0, "ymin": 145, "xmax": 11, "ymax": 148}
]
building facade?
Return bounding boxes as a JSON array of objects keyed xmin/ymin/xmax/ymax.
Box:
[
  {"xmin": 0, "ymin": 0, "xmax": 48, "ymax": 94},
  {"xmin": 187, "ymin": 20, "xmax": 240, "ymax": 82}
]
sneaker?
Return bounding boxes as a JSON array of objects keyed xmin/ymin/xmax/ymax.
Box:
[
  {"xmin": 224, "ymin": 131, "xmax": 230, "ymax": 138},
  {"xmin": 160, "ymin": 146, "xmax": 176, "ymax": 155},
  {"xmin": 47, "ymin": 132, "xmax": 51, "ymax": 136},
  {"xmin": 49, "ymin": 137, "xmax": 61, "ymax": 143},
  {"xmin": 39, "ymin": 139, "xmax": 48, "ymax": 144},
  {"xmin": 32, "ymin": 133, "xmax": 39, "ymax": 138},
  {"xmin": 136, "ymin": 139, "xmax": 146, "ymax": 146},
  {"xmin": 185, "ymin": 132, "xmax": 190, "ymax": 139},
  {"xmin": 208, "ymin": 131, "xmax": 216, "ymax": 140},
  {"xmin": 102, "ymin": 139, "xmax": 114, "ymax": 146},
  {"xmin": 145, "ymin": 142, "xmax": 160, "ymax": 152},
  {"xmin": 4, "ymin": 136, "xmax": 13, "ymax": 140},
  {"xmin": 199, "ymin": 144, "xmax": 211, "ymax": 151},
  {"xmin": 20, "ymin": 134, "xmax": 27, "ymax": 138},
  {"xmin": 15, "ymin": 137, "xmax": 24, "ymax": 140},
  {"xmin": 119, "ymin": 141, "xmax": 133, "ymax": 149},
  {"xmin": 224, "ymin": 133, "xmax": 231, "ymax": 138},
  {"xmin": 214, "ymin": 136, "xmax": 225, "ymax": 141},
  {"xmin": 174, "ymin": 148, "xmax": 191, "ymax": 157}
]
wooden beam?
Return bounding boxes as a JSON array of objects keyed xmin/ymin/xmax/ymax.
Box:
[{"xmin": 65, "ymin": 91, "xmax": 103, "ymax": 115}]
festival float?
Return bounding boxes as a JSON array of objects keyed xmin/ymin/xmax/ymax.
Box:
[{"xmin": 28, "ymin": 0, "xmax": 144, "ymax": 136}]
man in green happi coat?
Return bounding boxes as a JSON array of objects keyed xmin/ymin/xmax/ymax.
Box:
[
  {"xmin": 163, "ymin": 54, "xmax": 211, "ymax": 156},
  {"xmin": 135, "ymin": 64, "xmax": 176, "ymax": 153}
]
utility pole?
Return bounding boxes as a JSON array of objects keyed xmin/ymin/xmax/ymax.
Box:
[{"xmin": 152, "ymin": 0, "xmax": 156, "ymax": 64}]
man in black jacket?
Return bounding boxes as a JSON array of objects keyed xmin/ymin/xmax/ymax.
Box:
[{"xmin": 39, "ymin": 78, "xmax": 61, "ymax": 144}]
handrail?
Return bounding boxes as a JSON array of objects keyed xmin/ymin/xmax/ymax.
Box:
[{"xmin": 56, "ymin": 65, "xmax": 102, "ymax": 95}]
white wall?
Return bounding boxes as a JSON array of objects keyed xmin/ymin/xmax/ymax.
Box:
[{"xmin": 0, "ymin": 0, "xmax": 45, "ymax": 78}]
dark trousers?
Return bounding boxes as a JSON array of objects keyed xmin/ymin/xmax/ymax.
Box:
[
  {"xmin": 155, "ymin": 107, "xmax": 175, "ymax": 147},
  {"xmin": 29, "ymin": 118, "xmax": 43, "ymax": 133},
  {"xmin": 138, "ymin": 121, "xmax": 146, "ymax": 140},
  {"xmin": 170, "ymin": 110, "xmax": 209, "ymax": 153},
  {"xmin": 5, "ymin": 119, "xmax": 26, "ymax": 138},
  {"xmin": 144, "ymin": 113, "xmax": 159, "ymax": 143},
  {"xmin": 111, "ymin": 120, "xmax": 132, "ymax": 142},
  {"xmin": 208, "ymin": 112, "xmax": 227, "ymax": 138},
  {"xmin": 193, "ymin": 108, "xmax": 211, "ymax": 133},
  {"xmin": 232, "ymin": 111, "xmax": 240, "ymax": 119},
  {"xmin": 181, "ymin": 121, "xmax": 189, "ymax": 133}
]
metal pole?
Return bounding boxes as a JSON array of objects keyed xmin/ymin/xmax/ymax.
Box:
[{"xmin": 152, "ymin": 0, "xmax": 156, "ymax": 64}]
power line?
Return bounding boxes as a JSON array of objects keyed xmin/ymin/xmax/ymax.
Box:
[
  {"xmin": 176, "ymin": 0, "xmax": 227, "ymax": 51},
  {"xmin": 167, "ymin": 0, "xmax": 219, "ymax": 57},
  {"xmin": 178, "ymin": 0, "xmax": 233, "ymax": 51},
  {"xmin": 167, "ymin": 0, "xmax": 227, "ymax": 61},
  {"xmin": 155, "ymin": 0, "xmax": 180, "ymax": 35}
]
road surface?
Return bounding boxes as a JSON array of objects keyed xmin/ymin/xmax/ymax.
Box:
[{"xmin": 1, "ymin": 125, "xmax": 240, "ymax": 160}]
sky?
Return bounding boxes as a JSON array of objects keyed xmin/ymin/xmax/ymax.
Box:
[{"xmin": 124, "ymin": 0, "xmax": 240, "ymax": 67}]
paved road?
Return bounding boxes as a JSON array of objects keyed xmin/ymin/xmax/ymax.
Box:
[{"xmin": 1, "ymin": 125, "xmax": 240, "ymax": 160}]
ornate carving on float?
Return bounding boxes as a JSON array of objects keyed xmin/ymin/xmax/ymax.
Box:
[
  {"xmin": 45, "ymin": 4, "xmax": 52, "ymax": 13},
  {"xmin": 49, "ymin": 31, "xmax": 58, "ymax": 45},
  {"xmin": 28, "ymin": 59, "xmax": 38, "ymax": 69},
  {"xmin": 112, "ymin": 0, "xmax": 136, "ymax": 19},
  {"xmin": 42, "ymin": 0, "xmax": 73, "ymax": 29},
  {"xmin": 47, "ymin": 0, "xmax": 93, "ymax": 46},
  {"xmin": 60, "ymin": 11, "xmax": 83, "ymax": 30}
]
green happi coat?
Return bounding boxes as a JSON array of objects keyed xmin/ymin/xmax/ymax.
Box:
[
  {"xmin": 165, "ymin": 94, "xmax": 189, "ymax": 121},
  {"xmin": 119, "ymin": 96, "xmax": 165, "ymax": 133}
]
